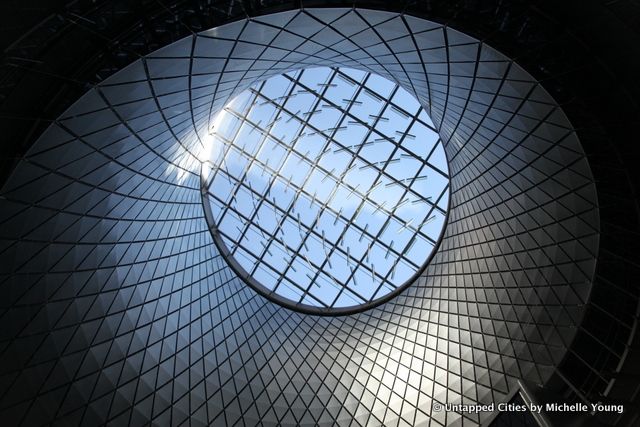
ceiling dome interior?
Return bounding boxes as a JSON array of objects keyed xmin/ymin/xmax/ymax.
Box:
[{"xmin": 0, "ymin": 8, "xmax": 599, "ymax": 426}]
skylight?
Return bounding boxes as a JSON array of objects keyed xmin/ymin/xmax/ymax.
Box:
[{"xmin": 201, "ymin": 67, "xmax": 449, "ymax": 314}]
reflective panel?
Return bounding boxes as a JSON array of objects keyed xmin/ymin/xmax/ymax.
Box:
[
  {"xmin": 0, "ymin": 7, "xmax": 602, "ymax": 426},
  {"xmin": 201, "ymin": 67, "xmax": 450, "ymax": 313}
]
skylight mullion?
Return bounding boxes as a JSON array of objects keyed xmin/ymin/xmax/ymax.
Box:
[
  {"xmin": 206, "ymin": 131, "xmax": 420, "ymax": 271},
  {"xmin": 239, "ymin": 76, "xmax": 303, "ymax": 271},
  {"xmin": 208, "ymin": 88, "xmax": 264, "ymax": 236},
  {"xmin": 295, "ymin": 69, "xmax": 380, "ymax": 302},
  {"xmin": 230, "ymin": 233, "xmax": 330, "ymax": 306},
  {"xmin": 367, "ymin": 103, "xmax": 444, "ymax": 247},
  {"xmin": 247, "ymin": 68, "xmax": 350, "ymax": 298},
  {"xmin": 203, "ymin": 66, "xmax": 450, "ymax": 311},
  {"xmin": 280, "ymin": 72, "xmax": 446, "ymax": 216},
  {"xmin": 222, "ymin": 100, "xmax": 427, "ymax": 265},
  {"xmin": 285, "ymin": 68, "xmax": 369, "ymax": 304},
  {"xmin": 212, "ymin": 96, "xmax": 432, "ymax": 268},
  {"xmin": 327, "ymin": 83, "xmax": 410, "ymax": 305}
]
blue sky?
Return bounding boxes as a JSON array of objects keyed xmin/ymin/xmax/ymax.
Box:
[{"xmin": 202, "ymin": 66, "xmax": 449, "ymax": 310}]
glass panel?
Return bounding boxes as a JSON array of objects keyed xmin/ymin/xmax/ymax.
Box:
[{"xmin": 203, "ymin": 66, "xmax": 450, "ymax": 312}]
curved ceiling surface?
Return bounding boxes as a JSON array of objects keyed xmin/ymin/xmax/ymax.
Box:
[{"xmin": 0, "ymin": 8, "xmax": 599, "ymax": 426}]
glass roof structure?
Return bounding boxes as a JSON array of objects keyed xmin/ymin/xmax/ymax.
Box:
[{"xmin": 202, "ymin": 67, "xmax": 450, "ymax": 312}]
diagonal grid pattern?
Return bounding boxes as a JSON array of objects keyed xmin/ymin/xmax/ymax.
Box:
[
  {"xmin": 202, "ymin": 66, "xmax": 450, "ymax": 311},
  {"xmin": 0, "ymin": 8, "xmax": 599, "ymax": 427}
]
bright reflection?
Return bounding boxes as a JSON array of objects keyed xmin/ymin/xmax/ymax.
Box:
[
  {"xmin": 165, "ymin": 132, "xmax": 214, "ymax": 185},
  {"xmin": 202, "ymin": 67, "xmax": 449, "ymax": 311}
]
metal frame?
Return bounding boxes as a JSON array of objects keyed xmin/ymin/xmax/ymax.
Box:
[{"xmin": 201, "ymin": 66, "xmax": 451, "ymax": 315}]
